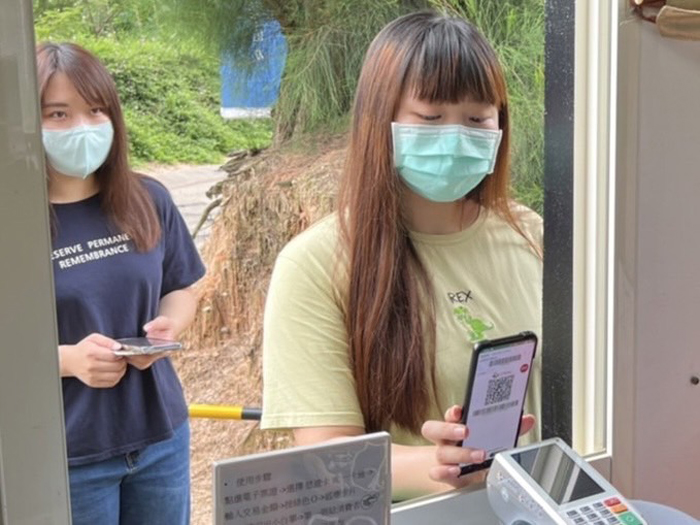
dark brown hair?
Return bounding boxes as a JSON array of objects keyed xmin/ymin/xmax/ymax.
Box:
[
  {"xmin": 37, "ymin": 42, "xmax": 160, "ymax": 251},
  {"xmin": 339, "ymin": 11, "xmax": 531, "ymax": 434}
]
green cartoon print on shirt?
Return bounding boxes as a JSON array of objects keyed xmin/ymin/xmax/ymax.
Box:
[{"xmin": 453, "ymin": 305, "xmax": 494, "ymax": 342}]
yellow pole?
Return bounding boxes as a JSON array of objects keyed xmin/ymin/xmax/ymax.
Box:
[{"xmin": 188, "ymin": 404, "xmax": 262, "ymax": 420}]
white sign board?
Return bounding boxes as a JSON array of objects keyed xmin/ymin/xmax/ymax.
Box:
[{"xmin": 214, "ymin": 432, "xmax": 391, "ymax": 525}]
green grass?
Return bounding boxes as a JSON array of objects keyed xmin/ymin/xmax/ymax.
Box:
[{"xmin": 267, "ymin": 1, "xmax": 418, "ymax": 140}]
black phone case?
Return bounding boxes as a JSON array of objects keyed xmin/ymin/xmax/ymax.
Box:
[{"xmin": 458, "ymin": 331, "xmax": 538, "ymax": 476}]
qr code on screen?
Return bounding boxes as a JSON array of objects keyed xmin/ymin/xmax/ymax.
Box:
[{"xmin": 484, "ymin": 375, "xmax": 514, "ymax": 406}]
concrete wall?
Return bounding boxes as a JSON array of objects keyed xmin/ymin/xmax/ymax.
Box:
[
  {"xmin": 614, "ymin": 12, "xmax": 700, "ymax": 517},
  {"xmin": 0, "ymin": 0, "xmax": 71, "ymax": 523}
]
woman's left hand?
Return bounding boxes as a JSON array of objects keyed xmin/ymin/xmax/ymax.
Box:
[
  {"xmin": 126, "ymin": 316, "xmax": 177, "ymax": 370},
  {"xmin": 421, "ymin": 405, "xmax": 536, "ymax": 488}
]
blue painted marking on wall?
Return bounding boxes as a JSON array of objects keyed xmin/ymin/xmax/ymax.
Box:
[{"xmin": 220, "ymin": 20, "xmax": 287, "ymax": 118}]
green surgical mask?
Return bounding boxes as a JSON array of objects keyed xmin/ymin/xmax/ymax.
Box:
[
  {"xmin": 42, "ymin": 121, "xmax": 114, "ymax": 179},
  {"xmin": 391, "ymin": 122, "xmax": 503, "ymax": 203}
]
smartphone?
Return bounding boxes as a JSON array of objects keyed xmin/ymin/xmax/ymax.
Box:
[
  {"xmin": 113, "ymin": 336, "xmax": 183, "ymax": 356},
  {"xmin": 459, "ymin": 331, "xmax": 538, "ymax": 476}
]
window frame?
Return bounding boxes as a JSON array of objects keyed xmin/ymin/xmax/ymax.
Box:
[{"xmin": 543, "ymin": 0, "xmax": 618, "ymax": 474}]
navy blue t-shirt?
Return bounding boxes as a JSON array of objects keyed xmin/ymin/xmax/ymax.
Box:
[{"xmin": 52, "ymin": 178, "xmax": 205, "ymax": 466}]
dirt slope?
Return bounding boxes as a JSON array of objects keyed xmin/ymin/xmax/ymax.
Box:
[{"xmin": 172, "ymin": 135, "xmax": 347, "ymax": 524}]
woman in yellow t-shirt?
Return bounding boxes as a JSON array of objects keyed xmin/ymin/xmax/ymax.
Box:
[{"xmin": 261, "ymin": 10, "xmax": 543, "ymax": 500}]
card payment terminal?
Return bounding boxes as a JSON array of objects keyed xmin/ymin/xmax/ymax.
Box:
[{"xmin": 486, "ymin": 438, "xmax": 647, "ymax": 525}]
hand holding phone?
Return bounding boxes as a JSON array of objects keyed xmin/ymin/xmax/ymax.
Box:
[
  {"xmin": 459, "ymin": 331, "xmax": 538, "ymax": 475},
  {"xmin": 60, "ymin": 333, "xmax": 127, "ymax": 388}
]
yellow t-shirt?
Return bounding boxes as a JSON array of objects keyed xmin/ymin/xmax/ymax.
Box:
[{"xmin": 261, "ymin": 207, "xmax": 543, "ymax": 446}]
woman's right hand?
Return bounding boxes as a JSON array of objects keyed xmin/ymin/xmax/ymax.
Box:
[
  {"xmin": 421, "ymin": 405, "xmax": 488, "ymax": 489},
  {"xmin": 59, "ymin": 333, "xmax": 127, "ymax": 388},
  {"xmin": 421, "ymin": 405, "xmax": 536, "ymax": 489}
]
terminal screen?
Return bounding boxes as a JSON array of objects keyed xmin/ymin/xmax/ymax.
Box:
[{"xmin": 512, "ymin": 443, "xmax": 605, "ymax": 505}]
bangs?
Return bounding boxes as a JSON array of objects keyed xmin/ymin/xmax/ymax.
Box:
[
  {"xmin": 40, "ymin": 44, "xmax": 113, "ymax": 111},
  {"xmin": 402, "ymin": 19, "xmax": 504, "ymax": 107},
  {"xmin": 63, "ymin": 61, "xmax": 112, "ymax": 110}
]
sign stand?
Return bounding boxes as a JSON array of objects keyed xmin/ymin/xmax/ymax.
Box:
[{"xmin": 214, "ymin": 432, "xmax": 391, "ymax": 524}]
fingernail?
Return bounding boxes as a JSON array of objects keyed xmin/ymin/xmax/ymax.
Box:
[
  {"xmin": 453, "ymin": 426, "xmax": 465, "ymax": 439},
  {"xmin": 112, "ymin": 343, "xmax": 122, "ymax": 351},
  {"xmin": 471, "ymin": 450, "xmax": 485, "ymax": 463},
  {"xmin": 448, "ymin": 466, "xmax": 461, "ymax": 477}
]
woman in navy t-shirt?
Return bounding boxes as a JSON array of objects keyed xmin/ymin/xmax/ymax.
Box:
[{"xmin": 37, "ymin": 42, "xmax": 205, "ymax": 525}]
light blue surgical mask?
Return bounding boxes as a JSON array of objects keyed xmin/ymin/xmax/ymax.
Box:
[
  {"xmin": 42, "ymin": 121, "xmax": 114, "ymax": 179},
  {"xmin": 391, "ymin": 122, "xmax": 503, "ymax": 203}
]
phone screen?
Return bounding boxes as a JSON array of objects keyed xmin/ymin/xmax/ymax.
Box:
[{"xmin": 461, "ymin": 335, "xmax": 537, "ymax": 467}]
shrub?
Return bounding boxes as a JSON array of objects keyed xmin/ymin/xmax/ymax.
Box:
[{"xmin": 34, "ymin": 8, "xmax": 273, "ymax": 165}]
